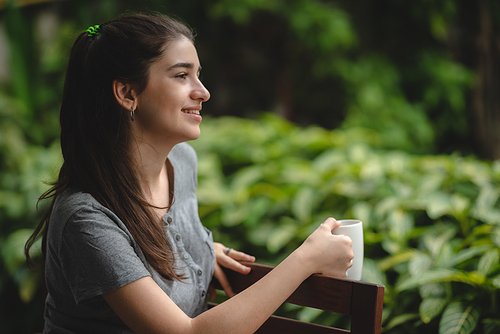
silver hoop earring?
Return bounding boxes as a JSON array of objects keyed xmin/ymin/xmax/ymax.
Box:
[{"xmin": 130, "ymin": 108, "xmax": 135, "ymax": 121}]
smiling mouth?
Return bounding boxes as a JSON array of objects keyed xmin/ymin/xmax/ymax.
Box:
[{"xmin": 182, "ymin": 109, "xmax": 200, "ymax": 115}]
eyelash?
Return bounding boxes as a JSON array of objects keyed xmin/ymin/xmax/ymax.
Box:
[{"xmin": 175, "ymin": 72, "xmax": 202, "ymax": 80}]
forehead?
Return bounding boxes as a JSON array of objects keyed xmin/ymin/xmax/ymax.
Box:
[{"xmin": 159, "ymin": 38, "xmax": 200, "ymax": 68}]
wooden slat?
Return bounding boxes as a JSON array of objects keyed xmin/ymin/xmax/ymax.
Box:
[
  {"xmin": 208, "ymin": 304, "xmax": 348, "ymax": 334},
  {"xmin": 286, "ymin": 271, "xmax": 352, "ymax": 314},
  {"xmin": 256, "ymin": 315, "xmax": 349, "ymax": 334},
  {"xmin": 221, "ymin": 262, "xmax": 382, "ymax": 315},
  {"xmin": 350, "ymin": 282, "xmax": 385, "ymax": 334}
]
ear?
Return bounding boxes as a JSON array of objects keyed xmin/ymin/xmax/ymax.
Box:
[{"xmin": 113, "ymin": 80, "xmax": 138, "ymax": 111}]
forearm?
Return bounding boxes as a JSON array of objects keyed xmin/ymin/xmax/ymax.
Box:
[
  {"xmin": 191, "ymin": 249, "xmax": 312, "ymax": 334},
  {"xmin": 104, "ymin": 250, "xmax": 312, "ymax": 334},
  {"xmin": 104, "ymin": 218, "xmax": 352, "ymax": 334}
]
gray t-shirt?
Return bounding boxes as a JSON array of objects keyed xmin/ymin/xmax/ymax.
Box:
[{"xmin": 43, "ymin": 142, "xmax": 215, "ymax": 333}]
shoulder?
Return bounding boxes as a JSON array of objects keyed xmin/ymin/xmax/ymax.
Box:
[
  {"xmin": 169, "ymin": 142, "xmax": 197, "ymax": 166},
  {"xmin": 49, "ymin": 188, "xmax": 127, "ymax": 240},
  {"xmin": 52, "ymin": 188, "xmax": 101, "ymax": 224}
]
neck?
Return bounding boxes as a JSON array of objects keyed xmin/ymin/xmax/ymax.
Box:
[{"xmin": 129, "ymin": 135, "xmax": 175, "ymax": 205}]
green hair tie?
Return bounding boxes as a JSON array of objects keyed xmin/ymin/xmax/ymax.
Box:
[{"xmin": 86, "ymin": 25, "xmax": 100, "ymax": 38}]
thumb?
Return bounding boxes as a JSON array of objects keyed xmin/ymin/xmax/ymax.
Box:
[{"xmin": 321, "ymin": 217, "xmax": 340, "ymax": 232}]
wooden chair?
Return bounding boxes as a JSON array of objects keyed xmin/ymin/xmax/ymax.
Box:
[{"xmin": 210, "ymin": 262, "xmax": 384, "ymax": 334}]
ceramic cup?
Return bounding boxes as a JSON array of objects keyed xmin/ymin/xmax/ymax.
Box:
[{"xmin": 331, "ymin": 219, "xmax": 364, "ymax": 280}]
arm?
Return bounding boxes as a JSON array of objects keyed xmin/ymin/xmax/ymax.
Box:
[{"xmin": 103, "ymin": 218, "xmax": 354, "ymax": 334}]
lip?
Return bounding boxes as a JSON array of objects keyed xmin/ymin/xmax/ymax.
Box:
[
  {"xmin": 181, "ymin": 106, "xmax": 202, "ymax": 121},
  {"xmin": 182, "ymin": 106, "xmax": 202, "ymax": 111}
]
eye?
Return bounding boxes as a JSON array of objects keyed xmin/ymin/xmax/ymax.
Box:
[{"xmin": 175, "ymin": 73, "xmax": 188, "ymax": 79}]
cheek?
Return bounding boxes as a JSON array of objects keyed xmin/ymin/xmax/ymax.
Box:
[{"xmin": 157, "ymin": 87, "xmax": 183, "ymax": 109}]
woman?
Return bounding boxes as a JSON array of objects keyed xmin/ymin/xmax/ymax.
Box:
[{"xmin": 25, "ymin": 13, "xmax": 354, "ymax": 333}]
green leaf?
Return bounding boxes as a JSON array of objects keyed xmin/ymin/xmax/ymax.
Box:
[
  {"xmin": 449, "ymin": 194, "xmax": 470, "ymax": 222},
  {"xmin": 361, "ymin": 258, "xmax": 387, "ymax": 286},
  {"xmin": 4, "ymin": 2, "xmax": 35, "ymax": 114},
  {"xmin": 436, "ymin": 242, "xmax": 454, "ymax": 269},
  {"xmin": 439, "ymin": 302, "xmax": 480, "ymax": 334},
  {"xmin": 231, "ymin": 165, "xmax": 263, "ymax": 190},
  {"xmin": 248, "ymin": 222, "xmax": 274, "ymax": 246},
  {"xmin": 245, "ymin": 197, "xmax": 273, "ymax": 227},
  {"xmin": 472, "ymin": 186, "xmax": 500, "ymax": 224},
  {"xmin": 378, "ymin": 249, "xmax": 416, "ymax": 271},
  {"xmin": 426, "ymin": 191, "xmax": 453, "ymax": 219},
  {"xmin": 291, "ymin": 187, "xmax": 316, "ymax": 222},
  {"xmin": 420, "ymin": 297, "xmax": 447, "ymax": 323},
  {"xmin": 19, "ymin": 270, "xmax": 40, "ymax": 303},
  {"xmin": 221, "ymin": 204, "xmax": 248, "ymax": 227},
  {"xmin": 422, "ymin": 226, "xmax": 457, "ymax": 258},
  {"xmin": 420, "ymin": 283, "xmax": 446, "ymax": 299},
  {"xmin": 351, "ymin": 201, "xmax": 372, "ymax": 228},
  {"xmin": 450, "ymin": 245, "xmax": 492, "ymax": 267},
  {"xmin": 313, "ymin": 148, "xmax": 345, "ymax": 172},
  {"xmin": 493, "ymin": 227, "xmax": 500, "ymax": 248},
  {"xmin": 396, "ymin": 269, "xmax": 483, "ymax": 291},
  {"xmin": 477, "ymin": 250, "xmax": 499, "ymax": 277},
  {"xmin": 474, "ymin": 186, "xmax": 499, "ymax": 211},
  {"xmin": 384, "ymin": 313, "xmax": 420, "ymax": 331},
  {"xmin": 482, "ymin": 319, "xmax": 500, "ymax": 334},
  {"xmin": 492, "ymin": 275, "xmax": 500, "ymax": 289},
  {"xmin": 388, "ymin": 209, "xmax": 414, "ymax": 243},
  {"xmin": 267, "ymin": 220, "xmax": 298, "ymax": 253},
  {"xmin": 397, "ymin": 269, "xmax": 456, "ymax": 291},
  {"xmin": 297, "ymin": 307, "xmax": 323, "ymax": 322},
  {"xmin": 409, "ymin": 252, "xmax": 432, "ymax": 276},
  {"xmin": 1, "ymin": 229, "xmax": 37, "ymax": 274}
]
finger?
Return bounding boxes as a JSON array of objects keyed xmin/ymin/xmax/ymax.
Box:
[
  {"xmin": 213, "ymin": 264, "xmax": 235, "ymax": 298},
  {"xmin": 342, "ymin": 235, "xmax": 353, "ymax": 246},
  {"xmin": 221, "ymin": 256, "xmax": 252, "ymax": 275},
  {"xmin": 321, "ymin": 217, "xmax": 340, "ymax": 231},
  {"xmin": 333, "ymin": 235, "xmax": 352, "ymax": 245},
  {"xmin": 227, "ymin": 248, "xmax": 255, "ymax": 263}
]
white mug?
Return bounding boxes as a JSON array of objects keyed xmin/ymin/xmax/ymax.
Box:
[{"xmin": 332, "ymin": 219, "xmax": 364, "ymax": 280}]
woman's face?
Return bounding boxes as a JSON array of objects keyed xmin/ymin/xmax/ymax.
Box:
[{"xmin": 134, "ymin": 37, "xmax": 210, "ymax": 147}]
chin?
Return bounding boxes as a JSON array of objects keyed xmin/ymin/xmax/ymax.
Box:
[{"xmin": 184, "ymin": 129, "xmax": 201, "ymax": 142}]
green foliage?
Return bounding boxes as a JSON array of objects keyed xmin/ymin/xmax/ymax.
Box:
[
  {"xmin": 0, "ymin": 2, "xmax": 65, "ymax": 332},
  {"xmin": 192, "ymin": 114, "xmax": 500, "ymax": 333},
  {"xmin": 209, "ymin": 0, "xmax": 475, "ymax": 155},
  {"xmin": 336, "ymin": 55, "xmax": 438, "ymax": 153},
  {"xmin": 0, "ymin": 0, "xmax": 495, "ymax": 332},
  {"xmin": 439, "ymin": 302, "xmax": 480, "ymax": 334},
  {"xmin": 211, "ymin": 0, "xmax": 357, "ymax": 52}
]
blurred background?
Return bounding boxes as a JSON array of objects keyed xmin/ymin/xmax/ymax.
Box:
[{"xmin": 0, "ymin": 0, "xmax": 499, "ymax": 333}]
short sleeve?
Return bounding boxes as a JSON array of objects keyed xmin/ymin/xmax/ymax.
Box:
[{"xmin": 59, "ymin": 205, "xmax": 150, "ymax": 304}]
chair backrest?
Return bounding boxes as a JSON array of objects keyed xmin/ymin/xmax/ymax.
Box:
[{"xmin": 210, "ymin": 262, "xmax": 384, "ymax": 334}]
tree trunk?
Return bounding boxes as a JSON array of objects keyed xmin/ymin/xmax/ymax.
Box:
[{"xmin": 472, "ymin": 0, "xmax": 500, "ymax": 160}]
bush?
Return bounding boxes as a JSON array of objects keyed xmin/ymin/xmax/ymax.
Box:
[{"xmin": 192, "ymin": 114, "xmax": 500, "ymax": 333}]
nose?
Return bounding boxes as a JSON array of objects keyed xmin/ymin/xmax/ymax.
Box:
[{"xmin": 191, "ymin": 79, "xmax": 210, "ymax": 102}]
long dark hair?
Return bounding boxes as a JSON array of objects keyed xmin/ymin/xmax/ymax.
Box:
[{"xmin": 25, "ymin": 13, "xmax": 194, "ymax": 280}]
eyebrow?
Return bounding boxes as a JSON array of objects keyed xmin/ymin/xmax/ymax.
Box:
[{"xmin": 168, "ymin": 62, "xmax": 202, "ymax": 71}]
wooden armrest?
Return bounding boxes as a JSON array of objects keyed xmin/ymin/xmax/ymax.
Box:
[{"xmin": 210, "ymin": 262, "xmax": 384, "ymax": 334}]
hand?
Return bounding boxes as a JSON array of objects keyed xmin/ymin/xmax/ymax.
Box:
[
  {"xmin": 209, "ymin": 242, "xmax": 256, "ymax": 300},
  {"xmin": 298, "ymin": 218, "xmax": 354, "ymax": 278}
]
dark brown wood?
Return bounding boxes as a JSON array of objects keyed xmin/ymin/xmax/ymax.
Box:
[
  {"xmin": 211, "ymin": 262, "xmax": 384, "ymax": 334},
  {"xmin": 350, "ymin": 280, "xmax": 385, "ymax": 334},
  {"xmin": 208, "ymin": 303, "xmax": 348, "ymax": 334},
  {"xmin": 256, "ymin": 314, "xmax": 349, "ymax": 334}
]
